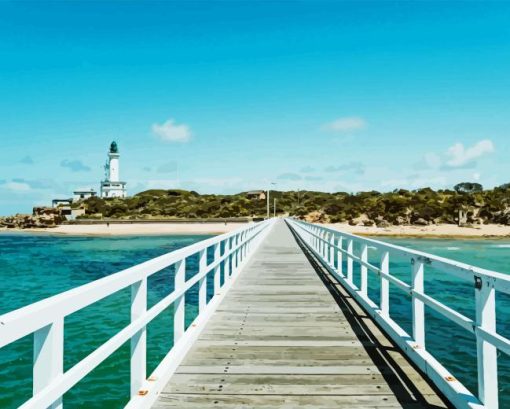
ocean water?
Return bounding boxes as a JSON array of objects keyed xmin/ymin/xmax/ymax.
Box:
[
  {"xmin": 0, "ymin": 233, "xmax": 217, "ymax": 409},
  {"xmin": 359, "ymin": 237, "xmax": 510, "ymax": 408},
  {"xmin": 0, "ymin": 233, "xmax": 509, "ymax": 408}
]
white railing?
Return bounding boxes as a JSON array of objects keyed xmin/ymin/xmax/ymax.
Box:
[
  {"xmin": 286, "ymin": 218, "xmax": 510, "ymax": 409},
  {"xmin": 0, "ymin": 219, "xmax": 275, "ymax": 409}
]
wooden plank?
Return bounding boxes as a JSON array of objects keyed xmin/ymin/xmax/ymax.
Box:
[
  {"xmin": 193, "ymin": 340, "xmax": 364, "ymax": 347},
  {"xmin": 184, "ymin": 346, "xmax": 369, "ymax": 360},
  {"xmin": 153, "ymin": 393, "xmax": 441, "ymax": 408},
  {"xmin": 176, "ymin": 364, "xmax": 386, "ymax": 375},
  {"xmin": 164, "ymin": 373, "xmax": 440, "ymax": 398},
  {"xmin": 152, "ymin": 220, "xmax": 449, "ymax": 409}
]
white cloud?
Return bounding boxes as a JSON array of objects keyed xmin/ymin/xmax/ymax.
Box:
[
  {"xmin": 417, "ymin": 139, "xmax": 495, "ymax": 171},
  {"xmin": 446, "ymin": 139, "xmax": 494, "ymax": 167},
  {"xmin": 152, "ymin": 119, "xmax": 192, "ymax": 142},
  {"xmin": 322, "ymin": 116, "xmax": 366, "ymax": 132},
  {"xmin": 1, "ymin": 181, "xmax": 31, "ymax": 191}
]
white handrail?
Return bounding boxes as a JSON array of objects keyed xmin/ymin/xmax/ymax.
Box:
[
  {"xmin": 286, "ymin": 218, "xmax": 509, "ymax": 409},
  {"xmin": 0, "ymin": 219, "xmax": 275, "ymax": 409}
]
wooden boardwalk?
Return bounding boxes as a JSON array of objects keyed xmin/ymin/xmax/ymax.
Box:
[{"xmin": 153, "ymin": 220, "xmax": 450, "ymax": 408}]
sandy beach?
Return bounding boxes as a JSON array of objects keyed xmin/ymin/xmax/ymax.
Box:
[
  {"xmin": 0, "ymin": 222, "xmax": 248, "ymax": 236},
  {"xmin": 325, "ymin": 222, "xmax": 510, "ymax": 238},
  {"xmin": 2, "ymin": 220, "xmax": 510, "ymax": 238}
]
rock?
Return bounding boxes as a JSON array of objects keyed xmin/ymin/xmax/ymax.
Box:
[
  {"xmin": 305, "ymin": 211, "xmax": 329, "ymax": 223},
  {"xmin": 394, "ymin": 216, "xmax": 408, "ymax": 225},
  {"xmin": 414, "ymin": 218, "xmax": 429, "ymax": 226},
  {"xmin": 488, "ymin": 209, "xmax": 510, "ymax": 225},
  {"xmin": 0, "ymin": 207, "xmax": 65, "ymax": 229},
  {"xmin": 376, "ymin": 220, "xmax": 391, "ymax": 228},
  {"xmin": 351, "ymin": 214, "xmax": 370, "ymax": 226}
]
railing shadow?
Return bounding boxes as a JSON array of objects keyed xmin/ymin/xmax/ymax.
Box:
[{"xmin": 288, "ymin": 224, "xmax": 453, "ymax": 409}]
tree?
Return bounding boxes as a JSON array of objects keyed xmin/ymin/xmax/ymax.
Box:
[
  {"xmin": 497, "ymin": 183, "xmax": 510, "ymax": 190},
  {"xmin": 454, "ymin": 182, "xmax": 483, "ymax": 194}
]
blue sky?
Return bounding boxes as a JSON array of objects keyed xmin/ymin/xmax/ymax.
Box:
[{"xmin": 1, "ymin": 1, "xmax": 510, "ymax": 215}]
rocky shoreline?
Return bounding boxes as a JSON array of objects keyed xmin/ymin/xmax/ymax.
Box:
[{"xmin": 0, "ymin": 207, "xmax": 65, "ymax": 229}]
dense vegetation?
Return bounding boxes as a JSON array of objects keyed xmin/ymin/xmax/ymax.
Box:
[{"xmin": 76, "ymin": 183, "xmax": 510, "ymax": 226}]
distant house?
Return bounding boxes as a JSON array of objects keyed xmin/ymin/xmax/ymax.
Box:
[
  {"xmin": 50, "ymin": 199, "xmax": 73, "ymax": 218},
  {"xmin": 52, "ymin": 198, "xmax": 72, "ymax": 208},
  {"xmin": 73, "ymin": 189, "xmax": 97, "ymax": 202},
  {"xmin": 246, "ymin": 190, "xmax": 266, "ymax": 200},
  {"xmin": 50, "ymin": 199, "xmax": 86, "ymax": 220}
]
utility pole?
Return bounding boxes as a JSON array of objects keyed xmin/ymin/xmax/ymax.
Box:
[
  {"xmin": 266, "ymin": 188, "xmax": 270, "ymax": 219},
  {"xmin": 267, "ymin": 182, "xmax": 276, "ymax": 219},
  {"xmin": 274, "ymin": 198, "xmax": 276, "ymax": 218}
]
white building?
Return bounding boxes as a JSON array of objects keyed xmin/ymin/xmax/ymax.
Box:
[
  {"xmin": 73, "ymin": 189, "xmax": 97, "ymax": 202},
  {"xmin": 100, "ymin": 141, "xmax": 127, "ymax": 198},
  {"xmin": 52, "ymin": 198, "xmax": 72, "ymax": 208}
]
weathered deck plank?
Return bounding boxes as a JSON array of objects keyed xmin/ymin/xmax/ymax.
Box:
[{"xmin": 153, "ymin": 220, "xmax": 449, "ymax": 408}]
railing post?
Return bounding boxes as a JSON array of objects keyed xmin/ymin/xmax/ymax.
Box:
[
  {"xmin": 321, "ymin": 231, "xmax": 327, "ymax": 258},
  {"xmin": 214, "ymin": 243, "xmax": 221, "ymax": 293},
  {"xmin": 33, "ymin": 319, "xmax": 64, "ymax": 409},
  {"xmin": 174, "ymin": 259, "xmax": 186, "ymax": 343},
  {"xmin": 337, "ymin": 236, "xmax": 343, "ymax": 276},
  {"xmin": 411, "ymin": 258, "xmax": 425, "ymax": 347},
  {"xmin": 233, "ymin": 234, "xmax": 239, "ymax": 273},
  {"xmin": 239, "ymin": 232, "xmax": 244, "ymax": 262},
  {"xmin": 380, "ymin": 251, "xmax": 389, "ymax": 317},
  {"xmin": 475, "ymin": 277, "xmax": 498, "ymax": 408},
  {"xmin": 234, "ymin": 234, "xmax": 239, "ymax": 272},
  {"xmin": 198, "ymin": 249, "xmax": 207, "ymax": 313},
  {"xmin": 329, "ymin": 234, "xmax": 335, "ymax": 266},
  {"xmin": 360, "ymin": 243, "xmax": 368, "ymax": 297},
  {"xmin": 130, "ymin": 278, "xmax": 147, "ymax": 397},
  {"xmin": 321, "ymin": 231, "xmax": 326, "ymax": 260},
  {"xmin": 224, "ymin": 237, "xmax": 231, "ymax": 282},
  {"xmin": 242, "ymin": 231, "xmax": 247, "ymax": 259},
  {"xmin": 347, "ymin": 239, "xmax": 354, "ymax": 283}
]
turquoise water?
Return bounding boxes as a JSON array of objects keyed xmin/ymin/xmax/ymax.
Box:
[
  {"xmin": 360, "ymin": 237, "xmax": 510, "ymax": 408},
  {"xmin": 0, "ymin": 233, "xmax": 509, "ymax": 408},
  {"xmin": 0, "ymin": 233, "xmax": 218, "ymax": 409}
]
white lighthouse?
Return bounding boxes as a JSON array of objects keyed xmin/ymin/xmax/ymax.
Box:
[{"xmin": 100, "ymin": 141, "xmax": 127, "ymax": 198}]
